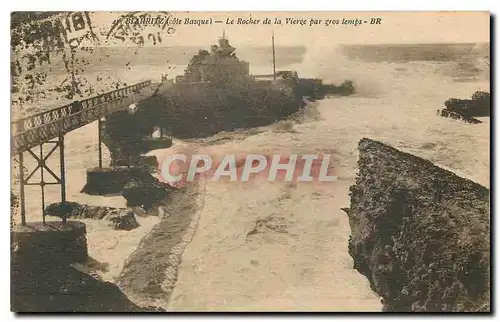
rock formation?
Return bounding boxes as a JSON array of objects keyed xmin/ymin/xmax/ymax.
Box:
[
  {"xmin": 45, "ymin": 202, "xmax": 140, "ymax": 231},
  {"xmin": 438, "ymin": 109, "xmax": 482, "ymax": 124},
  {"xmin": 297, "ymin": 78, "xmax": 355, "ymax": 99},
  {"xmin": 81, "ymin": 156, "xmax": 162, "ymax": 196},
  {"xmin": 100, "ymin": 109, "xmax": 172, "ymax": 167},
  {"xmin": 81, "ymin": 167, "xmax": 146, "ymax": 196},
  {"xmin": 346, "ymin": 138, "xmax": 490, "ymax": 312},
  {"xmin": 439, "ymin": 91, "xmax": 490, "ymax": 123},
  {"xmin": 121, "ymin": 172, "xmax": 173, "ymax": 210},
  {"xmin": 12, "ymin": 260, "xmax": 166, "ymax": 312},
  {"xmin": 107, "ymin": 209, "xmax": 140, "ymax": 231},
  {"xmin": 12, "ymin": 227, "xmax": 163, "ymax": 312}
]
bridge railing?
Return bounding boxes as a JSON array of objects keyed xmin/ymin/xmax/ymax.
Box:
[
  {"xmin": 12, "ymin": 80, "xmax": 152, "ymax": 135},
  {"xmin": 11, "ymin": 80, "xmax": 152, "ymax": 156}
]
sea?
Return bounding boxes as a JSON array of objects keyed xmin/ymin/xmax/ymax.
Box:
[{"xmin": 11, "ymin": 42, "xmax": 490, "ymax": 311}]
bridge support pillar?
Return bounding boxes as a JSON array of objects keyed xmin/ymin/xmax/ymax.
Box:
[
  {"xmin": 17, "ymin": 135, "xmax": 67, "ymax": 225},
  {"xmin": 18, "ymin": 153, "xmax": 26, "ymax": 226},
  {"xmin": 58, "ymin": 135, "xmax": 67, "ymax": 223},
  {"xmin": 98, "ymin": 117, "xmax": 103, "ymax": 168}
]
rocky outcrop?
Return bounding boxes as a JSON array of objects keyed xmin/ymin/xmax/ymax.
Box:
[
  {"xmin": 438, "ymin": 109, "xmax": 482, "ymax": 124},
  {"xmin": 121, "ymin": 172, "xmax": 173, "ymax": 210},
  {"xmin": 100, "ymin": 111, "xmax": 144, "ymax": 166},
  {"xmin": 107, "ymin": 209, "xmax": 140, "ymax": 231},
  {"xmin": 81, "ymin": 157, "xmax": 173, "ymax": 215},
  {"xmin": 297, "ymin": 78, "xmax": 355, "ymax": 99},
  {"xmin": 140, "ymin": 155, "xmax": 160, "ymax": 172},
  {"xmin": 81, "ymin": 155, "xmax": 162, "ymax": 196},
  {"xmin": 100, "ymin": 110, "xmax": 171, "ymax": 167},
  {"xmin": 45, "ymin": 202, "xmax": 140, "ymax": 231},
  {"xmin": 138, "ymin": 78, "xmax": 307, "ymax": 139},
  {"xmin": 46, "ymin": 201, "xmax": 114, "ymax": 220},
  {"xmin": 439, "ymin": 91, "xmax": 490, "ymax": 123},
  {"xmin": 12, "ymin": 262, "xmax": 166, "ymax": 312},
  {"xmin": 12, "ymin": 237, "xmax": 164, "ymax": 312},
  {"xmin": 81, "ymin": 166, "xmax": 148, "ymax": 196},
  {"xmin": 346, "ymin": 138, "xmax": 490, "ymax": 312},
  {"xmin": 445, "ymin": 91, "xmax": 490, "ymax": 117},
  {"xmin": 12, "ymin": 221, "xmax": 88, "ymax": 265},
  {"xmin": 141, "ymin": 137, "xmax": 173, "ymax": 152}
]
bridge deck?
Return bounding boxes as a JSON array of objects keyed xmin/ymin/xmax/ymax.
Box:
[{"xmin": 11, "ymin": 80, "xmax": 159, "ymax": 156}]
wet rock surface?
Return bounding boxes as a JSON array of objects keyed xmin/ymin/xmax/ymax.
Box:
[
  {"xmin": 346, "ymin": 138, "xmax": 490, "ymax": 312},
  {"xmin": 438, "ymin": 91, "xmax": 490, "ymax": 123},
  {"xmin": 438, "ymin": 109, "xmax": 482, "ymax": 124},
  {"xmin": 106, "ymin": 209, "xmax": 140, "ymax": 231},
  {"xmin": 11, "ymin": 251, "xmax": 165, "ymax": 312},
  {"xmin": 45, "ymin": 202, "xmax": 140, "ymax": 231},
  {"xmin": 81, "ymin": 166, "xmax": 148, "ymax": 196},
  {"xmin": 122, "ymin": 173, "xmax": 173, "ymax": 210},
  {"xmin": 136, "ymin": 78, "xmax": 308, "ymax": 139},
  {"xmin": 80, "ymin": 161, "xmax": 174, "ymax": 212},
  {"xmin": 100, "ymin": 111, "xmax": 145, "ymax": 166},
  {"xmin": 139, "ymin": 155, "xmax": 160, "ymax": 172},
  {"xmin": 140, "ymin": 137, "xmax": 173, "ymax": 152},
  {"xmin": 12, "ymin": 221, "xmax": 88, "ymax": 265},
  {"xmin": 297, "ymin": 78, "xmax": 355, "ymax": 99}
]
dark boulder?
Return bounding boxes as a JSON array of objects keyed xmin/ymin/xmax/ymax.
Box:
[
  {"xmin": 106, "ymin": 209, "xmax": 140, "ymax": 231},
  {"xmin": 45, "ymin": 201, "xmax": 85, "ymax": 221},
  {"xmin": 122, "ymin": 174, "xmax": 172, "ymax": 211}
]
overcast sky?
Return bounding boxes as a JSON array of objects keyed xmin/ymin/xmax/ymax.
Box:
[{"xmin": 90, "ymin": 11, "xmax": 490, "ymax": 47}]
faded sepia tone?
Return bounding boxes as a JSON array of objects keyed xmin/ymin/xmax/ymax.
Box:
[{"xmin": 10, "ymin": 11, "xmax": 490, "ymax": 312}]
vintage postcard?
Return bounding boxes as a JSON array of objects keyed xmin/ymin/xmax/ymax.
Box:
[{"xmin": 10, "ymin": 11, "xmax": 490, "ymax": 312}]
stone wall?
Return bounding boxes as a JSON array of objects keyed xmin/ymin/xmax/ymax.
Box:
[{"xmin": 346, "ymin": 138, "xmax": 490, "ymax": 312}]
